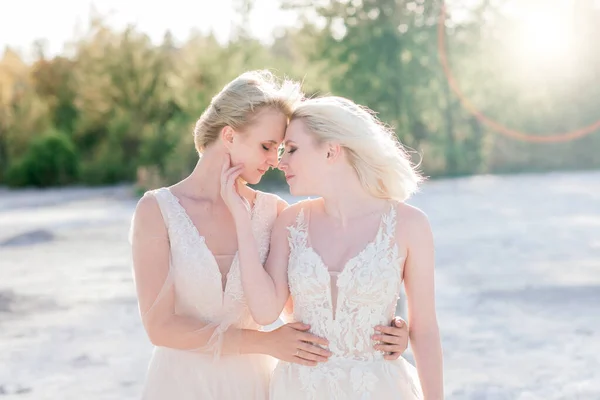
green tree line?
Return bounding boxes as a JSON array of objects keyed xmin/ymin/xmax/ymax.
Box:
[{"xmin": 1, "ymin": 0, "xmax": 599, "ymax": 189}]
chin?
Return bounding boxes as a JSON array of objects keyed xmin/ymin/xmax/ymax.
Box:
[
  {"xmin": 243, "ymin": 173, "xmax": 262, "ymax": 185},
  {"xmin": 287, "ymin": 184, "xmax": 303, "ymax": 197},
  {"xmin": 290, "ymin": 183, "xmax": 318, "ymax": 197}
]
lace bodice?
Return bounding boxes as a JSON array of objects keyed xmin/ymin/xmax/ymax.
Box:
[
  {"xmin": 152, "ymin": 188, "xmax": 278, "ymax": 329},
  {"xmin": 287, "ymin": 203, "xmax": 403, "ymax": 361}
]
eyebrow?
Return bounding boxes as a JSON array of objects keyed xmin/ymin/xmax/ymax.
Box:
[
  {"xmin": 264, "ymin": 140, "xmax": 279, "ymax": 144},
  {"xmin": 283, "ymin": 140, "xmax": 297, "ymax": 146}
]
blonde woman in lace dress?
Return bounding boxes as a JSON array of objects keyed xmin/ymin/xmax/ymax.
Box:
[
  {"xmin": 130, "ymin": 72, "xmax": 411, "ymax": 400},
  {"xmin": 223, "ymin": 96, "xmax": 444, "ymax": 399}
]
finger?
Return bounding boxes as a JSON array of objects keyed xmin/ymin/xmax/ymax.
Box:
[
  {"xmin": 220, "ymin": 155, "xmax": 236, "ymax": 182},
  {"xmin": 298, "ymin": 342, "xmax": 332, "ymax": 358},
  {"xmin": 374, "ymin": 344, "xmax": 402, "ymax": 353},
  {"xmin": 225, "ymin": 165, "xmax": 244, "ymax": 185},
  {"xmin": 292, "ymin": 356, "xmax": 317, "ymax": 367},
  {"xmin": 224, "ymin": 164, "xmax": 244, "ymax": 181},
  {"xmin": 222, "ymin": 165, "xmax": 244, "ymax": 191},
  {"xmin": 298, "ymin": 332, "xmax": 329, "ymax": 346},
  {"xmin": 221, "ymin": 154, "xmax": 231, "ymax": 175},
  {"xmin": 372, "ymin": 334, "xmax": 402, "ymax": 345},
  {"xmin": 295, "ymin": 348, "xmax": 328, "ymax": 363},
  {"xmin": 384, "ymin": 352, "xmax": 401, "ymax": 361},
  {"xmin": 287, "ymin": 322, "xmax": 310, "ymax": 331},
  {"xmin": 374, "ymin": 325, "xmax": 405, "ymax": 336},
  {"xmin": 225, "ymin": 172, "xmax": 242, "ymax": 193},
  {"xmin": 392, "ymin": 317, "xmax": 406, "ymax": 329}
]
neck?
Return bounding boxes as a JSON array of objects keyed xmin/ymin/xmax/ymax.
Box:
[
  {"xmin": 180, "ymin": 146, "xmax": 234, "ymax": 203},
  {"xmin": 319, "ymin": 166, "xmax": 387, "ymax": 226}
]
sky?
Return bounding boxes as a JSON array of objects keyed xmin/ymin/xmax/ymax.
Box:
[
  {"xmin": 0, "ymin": 0, "xmax": 297, "ymax": 59},
  {"xmin": 2, "ymin": 0, "xmax": 598, "ymax": 61}
]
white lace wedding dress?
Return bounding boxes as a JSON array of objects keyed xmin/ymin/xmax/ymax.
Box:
[
  {"xmin": 270, "ymin": 203, "xmax": 423, "ymax": 399},
  {"xmin": 138, "ymin": 188, "xmax": 278, "ymax": 400}
]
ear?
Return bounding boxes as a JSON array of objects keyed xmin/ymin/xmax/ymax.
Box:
[
  {"xmin": 221, "ymin": 126, "xmax": 236, "ymax": 150},
  {"xmin": 325, "ymin": 143, "xmax": 342, "ymax": 162}
]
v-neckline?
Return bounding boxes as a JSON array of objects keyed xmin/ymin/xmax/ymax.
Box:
[
  {"xmin": 304, "ymin": 202, "xmax": 391, "ymax": 277},
  {"xmin": 165, "ymin": 187, "xmax": 260, "ymax": 296},
  {"xmin": 301, "ymin": 202, "xmax": 393, "ymax": 320}
]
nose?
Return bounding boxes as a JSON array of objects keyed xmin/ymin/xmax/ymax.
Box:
[
  {"xmin": 277, "ymin": 158, "xmax": 288, "ymax": 172},
  {"xmin": 266, "ymin": 152, "xmax": 278, "ymax": 168}
]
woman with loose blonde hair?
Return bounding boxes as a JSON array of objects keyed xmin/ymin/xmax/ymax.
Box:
[
  {"xmin": 224, "ymin": 95, "xmax": 443, "ymax": 399},
  {"xmin": 131, "ymin": 72, "xmax": 410, "ymax": 400},
  {"xmin": 289, "ymin": 96, "xmax": 423, "ymax": 201}
]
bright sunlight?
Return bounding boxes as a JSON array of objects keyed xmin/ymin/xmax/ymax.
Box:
[
  {"xmin": 508, "ymin": 0, "xmax": 576, "ymax": 68},
  {"xmin": 519, "ymin": 12, "xmax": 572, "ymax": 60}
]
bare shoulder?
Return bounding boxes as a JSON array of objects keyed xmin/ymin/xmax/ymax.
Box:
[
  {"xmin": 395, "ymin": 202, "xmax": 433, "ymax": 241},
  {"xmin": 395, "ymin": 202, "xmax": 430, "ymax": 226},
  {"xmin": 135, "ymin": 191, "xmax": 161, "ymax": 218},
  {"xmin": 255, "ymin": 190, "xmax": 290, "ymax": 215},
  {"xmin": 276, "ymin": 197, "xmax": 289, "ymax": 214},
  {"xmin": 132, "ymin": 191, "xmax": 166, "ymax": 233},
  {"xmin": 274, "ymin": 198, "xmax": 317, "ymax": 229}
]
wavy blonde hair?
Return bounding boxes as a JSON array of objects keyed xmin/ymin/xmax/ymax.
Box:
[
  {"xmin": 291, "ymin": 96, "xmax": 424, "ymax": 202},
  {"xmin": 193, "ymin": 70, "xmax": 303, "ymax": 153}
]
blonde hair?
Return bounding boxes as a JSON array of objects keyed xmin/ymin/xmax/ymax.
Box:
[
  {"xmin": 193, "ymin": 70, "xmax": 302, "ymax": 153},
  {"xmin": 291, "ymin": 96, "xmax": 424, "ymax": 202}
]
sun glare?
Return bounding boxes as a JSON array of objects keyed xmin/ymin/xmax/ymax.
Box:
[
  {"xmin": 509, "ymin": 2, "xmax": 576, "ymax": 68},
  {"xmin": 519, "ymin": 12, "xmax": 572, "ymax": 61}
]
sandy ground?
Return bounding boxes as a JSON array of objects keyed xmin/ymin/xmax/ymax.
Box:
[{"xmin": 0, "ymin": 171, "xmax": 599, "ymax": 399}]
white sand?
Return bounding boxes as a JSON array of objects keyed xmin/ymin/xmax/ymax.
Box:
[{"xmin": 0, "ymin": 171, "xmax": 599, "ymax": 399}]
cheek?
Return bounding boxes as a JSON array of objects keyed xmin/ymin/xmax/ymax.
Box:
[
  {"xmin": 229, "ymin": 151, "xmax": 246, "ymax": 167},
  {"xmin": 309, "ymin": 160, "xmax": 329, "ymax": 183},
  {"xmin": 232, "ymin": 146, "xmax": 261, "ymax": 166},
  {"xmin": 286, "ymin": 155, "xmax": 299, "ymax": 171},
  {"xmin": 302, "ymin": 154, "xmax": 321, "ymax": 171}
]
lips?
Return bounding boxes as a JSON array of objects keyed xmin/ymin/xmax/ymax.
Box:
[
  {"xmin": 257, "ymin": 169, "xmax": 266, "ymax": 174},
  {"xmin": 285, "ymin": 175, "xmax": 295, "ymax": 181}
]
